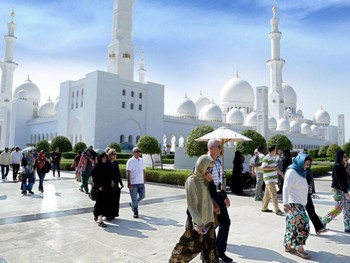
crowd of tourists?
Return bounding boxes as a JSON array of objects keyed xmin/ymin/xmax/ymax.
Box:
[{"xmin": 1, "ymin": 140, "xmax": 349, "ymax": 262}]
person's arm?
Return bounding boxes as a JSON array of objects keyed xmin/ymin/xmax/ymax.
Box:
[{"xmin": 126, "ymin": 170, "xmax": 132, "ymax": 189}]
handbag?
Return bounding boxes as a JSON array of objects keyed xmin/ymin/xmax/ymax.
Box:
[
  {"xmin": 89, "ymin": 187, "xmax": 98, "ymax": 201},
  {"xmin": 44, "ymin": 161, "xmax": 52, "ymax": 173}
]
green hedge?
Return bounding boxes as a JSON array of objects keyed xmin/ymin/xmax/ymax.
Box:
[{"xmin": 58, "ymin": 162, "xmax": 332, "ymax": 184}]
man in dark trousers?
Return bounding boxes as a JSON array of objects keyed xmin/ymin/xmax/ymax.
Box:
[
  {"xmin": 50, "ymin": 147, "xmax": 61, "ymax": 178},
  {"xmin": 207, "ymin": 137, "xmax": 232, "ymax": 263}
]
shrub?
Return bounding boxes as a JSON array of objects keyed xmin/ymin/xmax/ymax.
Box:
[
  {"xmin": 62, "ymin": 151, "xmax": 76, "ymax": 159},
  {"xmin": 73, "ymin": 142, "xmax": 87, "ymax": 153},
  {"xmin": 108, "ymin": 142, "xmax": 121, "ymax": 153},
  {"xmin": 50, "ymin": 136, "xmax": 72, "ymax": 152},
  {"xmin": 36, "ymin": 140, "xmax": 50, "ymax": 153}
]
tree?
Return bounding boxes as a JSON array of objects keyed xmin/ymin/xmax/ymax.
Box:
[
  {"xmin": 36, "ymin": 140, "xmax": 50, "ymax": 153},
  {"xmin": 318, "ymin": 145, "xmax": 329, "ymax": 157},
  {"xmin": 236, "ymin": 130, "xmax": 267, "ymax": 155},
  {"xmin": 73, "ymin": 142, "xmax": 87, "ymax": 153},
  {"xmin": 137, "ymin": 135, "xmax": 161, "ymax": 168},
  {"xmin": 267, "ymin": 134, "xmax": 292, "ymax": 151},
  {"xmin": 50, "ymin": 136, "xmax": 73, "ymax": 153},
  {"xmin": 186, "ymin": 125, "xmax": 214, "ymax": 157},
  {"xmin": 342, "ymin": 142, "xmax": 350, "ymax": 156},
  {"xmin": 108, "ymin": 142, "xmax": 121, "ymax": 153},
  {"xmin": 327, "ymin": 144, "xmax": 341, "ymax": 158}
]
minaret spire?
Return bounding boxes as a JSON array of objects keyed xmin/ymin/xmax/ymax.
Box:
[
  {"xmin": 138, "ymin": 48, "xmax": 146, "ymax": 83},
  {"xmin": 0, "ymin": 9, "xmax": 18, "ymax": 147},
  {"xmin": 107, "ymin": 0, "xmax": 135, "ymax": 81},
  {"xmin": 266, "ymin": 0, "xmax": 285, "ymax": 120}
]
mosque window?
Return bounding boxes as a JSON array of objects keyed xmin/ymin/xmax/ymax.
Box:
[
  {"xmin": 131, "ymin": 91, "xmax": 134, "ymax": 97},
  {"xmin": 128, "ymin": 135, "xmax": 133, "ymax": 143},
  {"xmin": 81, "ymin": 89, "xmax": 84, "ymax": 107},
  {"xmin": 130, "ymin": 103, "xmax": 134, "ymax": 110},
  {"xmin": 122, "ymin": 102, "xmax": 125, "ymax": 108},
  {"xmin": 139, "ymin": 93, "xmax": 142, "ymax": 99},
  {"xmin": 122, "ymin": 89, "xmax": 126, "ymax": 96},
  {"xmin": 72, "ymin": 92, "xmax": 74, "ymax": 98},
  {"xmin": 120, "ymin": 135, "xmax": 125, "ymax": 143},
  {"xmin": 136, "ymin": 136, "xmax": 140, "ymax": 143},
  {"xmin": 139, "ymin": 104, "xmax": 142, "ymax": 111}
]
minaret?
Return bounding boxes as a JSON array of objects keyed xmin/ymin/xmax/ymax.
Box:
[
  {"xmin": 266, "ymin": 1, "xmax": 285, "ymax": 120},
  {"xmin": 337, "ymin": 114, "xmax": 345, "ymax": 146},
  {"xmin": 138, "ymin": 49, "xmax": 146, "ymax": 83},
  {"xmin": 107, "ymin": 0, "xmax": 135, "ymax": 81},
  {"xmin": 0, "ymin": 9, "xmax": 18, "ymax": 147}
]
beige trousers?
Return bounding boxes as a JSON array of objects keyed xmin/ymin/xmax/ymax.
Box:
[{"xmin": 262, "ymin": 183, "xmax": 281, "ymax": 213}]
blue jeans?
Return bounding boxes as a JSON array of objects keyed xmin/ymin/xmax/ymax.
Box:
[
  {"xmin": 38, "ymin": 172, "xmax": 46, "ymax": 192},
  {"xmin": 1, "ymin": 165, "xmax": 9, "ymax": 179},
  {"xmin": 52, "ymin": 163, "xmax": 60, "ymax": 177},
  {"xmin": 21, "ymin": 172, "xmax": 35, "ymax": 192},
  {"xmin": 129, "ymin": 184, "xmax": 145, "ymax": 214}
]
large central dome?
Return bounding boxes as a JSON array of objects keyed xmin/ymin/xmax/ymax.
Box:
[{"xmin": 220, "ymin": 76, "xmax": 254, "ymax": 111}]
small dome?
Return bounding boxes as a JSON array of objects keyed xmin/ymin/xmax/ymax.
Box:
[
  {"xmin": 220, "ymin": 76, "xmax": 254, "ymax": 110},
  {"xmin": 276, "ymin": 118, "xmax": 290, "ymax": 131},
  {"xmin": 290, "ymin": 120, "xmax": 301, "ymax": 133},
  {"xmin": 38, "ymin": 100, "xmax": 56, "ymax": 117},
  {"xmin": 193, "ymin": 93, "xmax": 210, "ymax": 114},
  {"xmin": 14, "ymin": 79, "xmax": 41, "ymax": 102},
  {"xmin": 314, "ymin": 108, "xmax": 330, "ymax": 126},
  {"xmin": 282, "ymin": 83, "xmax": 297, "ymax": 108},
  {"xmin": 301, "ymin": 123, "xmax": 311, "ymax": 135},
  {"xmin": 17, "ymin": 89, "xmax": 28, "ymax": 100},
  {"xmin": 199, "ymin": 102, "xmax": 222, "ymax": 122},
  {"xmin": 268, "ymin": 116, "xmax": 277, "ymax": 130},
  {"xmin": 311, "ymin": 124, "xmax": 320, "ymax": 136},
  {"xmin": 226, "ymin": 108, "xmax": 244, "ymax": 125},
  {"xmin": 244, "ymin": 111, "xmax": 257, "ymax": 127},
  {"xmin": 297, "ymin": 109, "xmax": 303, "ymax": 116},
  {"xmin": 175, "ymin": 96, "xmax": 196, "ymax": 118}
]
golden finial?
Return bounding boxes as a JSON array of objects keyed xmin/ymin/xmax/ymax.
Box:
[
  {"xmin": 272, "ymin": 0, "xmax": 277, "ymax": 14},
  {"xmin": 26, "ymin": 74, "xmax": 31, "ymax": 82},
  {"xmin": 11, "ymin": 8, "xmax": 15, "ymax": 18},
  {"xmin": 236, "ymin": 70, "xmax": 240, "ymax": 78}
]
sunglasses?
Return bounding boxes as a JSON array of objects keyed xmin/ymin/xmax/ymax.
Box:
[{"xmin": 134, "ymin": 151, "xmax": 141, "ymax": 153}]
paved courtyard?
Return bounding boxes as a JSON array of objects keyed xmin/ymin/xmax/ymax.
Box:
[{"xmin": 0, "ymin": 171, "xmax": 349, "ymax": 263}]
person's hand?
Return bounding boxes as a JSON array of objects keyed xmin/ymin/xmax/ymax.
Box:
[
  {"xmin": 128, "ymin": 183, "xmax": 132, "ymax": 190},
  {"xmin": 224, "ymin": 196, "xmax": 230, "ymax": 208},
  {"xmin": 212, "ymin": 200, "xmax": 220, "ymax": 215},
  {"xmin": 283, "ymin": 204, "xmax": 291, "ymax": 213},
  {"xmin": 345, "ymin": 192, "xmax": 350, "ymax": 200},
  {"xmin": 99, "ymin": 187, "xmax": 103, "ymax": 191}
]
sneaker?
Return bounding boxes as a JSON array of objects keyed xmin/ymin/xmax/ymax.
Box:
[
  {"xmin": 29, "ymin": 191, "xmax": 34, "ymax": 195},
  {"xmin": 79, "ymin": 188, "xmax": 84, "ymax": 193},
  {"xmin": 133, "ymin": 213, "xmax": 139, "ymax": 218},
  {"xmin": 218, "ymin": 252, "xmax": 233, "ymax": 263},
  {"xmin": 21, "ymin": 191, "xmax": 27, "ymax": 195}
]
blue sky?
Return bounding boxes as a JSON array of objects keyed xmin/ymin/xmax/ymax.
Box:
[{"xmin": 1, "ymin": 0, "xmax": 350, "ymax": 140}]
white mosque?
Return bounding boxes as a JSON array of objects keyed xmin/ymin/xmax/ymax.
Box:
[{"xmin": 0, "ymin": 1, "xmax": 345, "ymax": 153}]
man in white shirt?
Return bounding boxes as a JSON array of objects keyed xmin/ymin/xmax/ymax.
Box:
[
  {"xmin": 0, "ymin": 147, "xmax": 11, "ymax": 181},
  {"xmin": 126, "ymin": 147, "xmax": 146, "ymax": 218},
  {"xmin": 10, "ymin": 146, "xmax": 22, "ymax": 181}
]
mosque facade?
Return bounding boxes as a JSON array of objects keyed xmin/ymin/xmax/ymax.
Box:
[{"xmin": 0, "ymin": 1, "xmax": 345, "ymax": 152}]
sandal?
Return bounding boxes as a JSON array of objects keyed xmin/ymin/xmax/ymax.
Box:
[
  {"xmin": 284, "ymin": 246, "xmax": 296, "ymax": 253},
  {"xmin": 276, "ymin": 211, "xmax": 285, "ymax": 216},
  {"xmin": 296, "ymin": 247, "xmax": 310, "ymax": 259},
  {"xmin": 98, "ymin": 222, "xmax": 107, "ymax": 228}
]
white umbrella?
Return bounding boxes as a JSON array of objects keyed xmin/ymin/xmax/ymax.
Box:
[{"xmin": 195, "ymin": 127, "xmax": 252, "ymax": 188}]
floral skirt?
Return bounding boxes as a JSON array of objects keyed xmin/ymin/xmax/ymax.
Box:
[
  {"xmin": 322, "ymin": 188, "xmax": 350, "ymax": 231},
  {"xmin": 283, "ymin": 203, "xmax": 310, "ymax": 248},
  {"xmin": 169, "ymin": 219, "xmax": 218, "ymax": 263}
]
